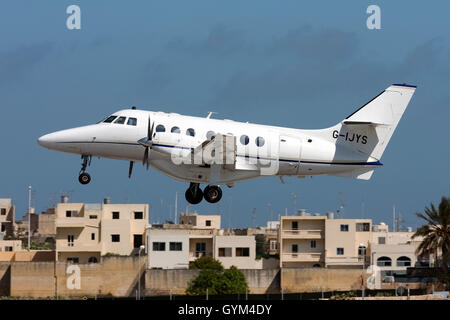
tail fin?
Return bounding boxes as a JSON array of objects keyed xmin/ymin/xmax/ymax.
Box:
[{"xmin": 336, "ymin": 84, "xmax": 416, "ymax": 160}]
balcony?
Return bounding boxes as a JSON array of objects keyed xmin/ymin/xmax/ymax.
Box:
[
  {"xmin": 281, "ymin": 229, "xmax": 324, "ymax": 239},
  {"xmin": 56, "ymin": 217, "xmax": 86, "ymax": 228},
  {"xmin": 189, "ymin": 251, "xmax": 212, "ymax": 261},
  {"xmin": 282, "ymin": 252, "xmax": 324, "ymax": 262},
  {"xmin": 57, "ymin": 242, "xmax": 102, "ymax": 252},
  {"xmin": 325, "ymin": 256, "xmax": 366, "ymax": 266}
]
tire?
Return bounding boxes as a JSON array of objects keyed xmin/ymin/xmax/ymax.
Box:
[
  {"xmin": 78, "ymin": 173, "xmax": 91, "ymax": 185},
  {"xmin": 203, "ymin": 185, "xmax": 222, "ymax": 203},
  {"xmin": 185, "ymin": 186, "xmax": 203, "ymax": 205}
]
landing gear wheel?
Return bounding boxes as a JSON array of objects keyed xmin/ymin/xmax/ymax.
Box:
[
  {"xmin": 78, "ymin": 172, "xmax": 91, "ymax": 185},
  {"xmin": 203, "ymin": 185, "xmax": 222, "ymax": 203},
  {"xmin": 185, "ymin": 183, "xmax": 203, "ymax": 205}
]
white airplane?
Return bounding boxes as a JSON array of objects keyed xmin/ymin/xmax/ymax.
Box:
[{"xmin": 38, "ymin": 84, "xmax": 416, "ymax": 205}]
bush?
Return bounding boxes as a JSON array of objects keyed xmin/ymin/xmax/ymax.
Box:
[{"xmin": 186, "ymin": 257, "xmax": 249, "ymax": 295}]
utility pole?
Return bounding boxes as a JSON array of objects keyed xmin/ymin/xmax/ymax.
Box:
[
  {"xmin": 28, "ymin": 185, "xmax": 31, "ymax": 251},
  {"xmin": 291, "ymin": 192, "xmax": 297, "ymax": 214},
  {"xmin": 393, "ymin": 205, "xmax": 396, "ymax": 232},
  {"xmin": 174, "ymin": 192, "xmax": 178, "ymax": 224}
]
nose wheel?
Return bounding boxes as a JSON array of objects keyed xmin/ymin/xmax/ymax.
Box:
[
  {"xmin": 185, "ymin": 183, "xmax": 203, "ymax": 205},
  {"xmin": 78, "ymin": 155, "xmax": 92, "ymax": 185},
  {"xmin": 184, "ymin": 183, "xmax": 222, "ymax": 204}
]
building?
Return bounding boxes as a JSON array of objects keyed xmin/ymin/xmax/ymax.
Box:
[
  {"xmin": 147, "ymin": 213, "xmax": 261, "ymax": 269},
  {"xmin": 55, "ymin": 197, "xmax": 148, "ymax": 264},
  {"xmin": 0, "ymin": 240, "xmax": 22, "ymax": 252},
  {"xmin": 0, "ymin": 198, "xmax": 15, "ymax": 238},
  {"xmin": 279, "ymin": 211, "xmax": 372, "ymax": 268},
  {"xmin": 179, "ymin": 212, "xmax": 221, "ymax": 229},
  {"xmin": 370, "ymin": 222, "xmax": 423, "ymax": 277}
]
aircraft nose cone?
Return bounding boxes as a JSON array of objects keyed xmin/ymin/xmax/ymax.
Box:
[{"xmin": 37, "ymin": 133, "xmax": 56, "ymax": 149}]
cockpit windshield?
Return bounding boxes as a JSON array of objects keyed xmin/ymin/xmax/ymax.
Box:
[{"xmin": 103, "ymin": 115, "xmax": 118, "ymax": 123}]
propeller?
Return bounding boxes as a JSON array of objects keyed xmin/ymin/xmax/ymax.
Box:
[
  {"xmin": 137, "ymin": 116, "xmax": 154, "ymax": 170},
  {"xmin": 128, "ymin": 161, "xmax": 134, "ymax": 178}
]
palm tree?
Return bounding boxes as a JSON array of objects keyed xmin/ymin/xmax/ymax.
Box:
[{"xmin": 412, "ymin": 196, "xmax": 450, "ymax": 273}]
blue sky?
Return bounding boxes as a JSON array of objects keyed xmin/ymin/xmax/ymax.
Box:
[{"xmin": 0, "ymin": 1, "xmax": 449, "ymax": 230}]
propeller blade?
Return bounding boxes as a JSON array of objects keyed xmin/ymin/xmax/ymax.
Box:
[
  {"xmin": 148, "ymin": 116, "xmax": 152, "ymax": 139},
  {"xmin": 128, "ymin": 161, "xmax": 134, "ymax": 178},
  {"xmin": 143, "ymin": 147, "xmax": 148, "ymax": 166}
]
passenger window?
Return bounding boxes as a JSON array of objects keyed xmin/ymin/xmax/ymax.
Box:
[
  {"xmin": 156, "ymin": 125, "xmax": 166, "ymax": 132},
  {"xmin": 127, "ymin": 118, "xmax": 137, "ymax": 126},
  {"xmin": 171, "ymin": 126, "xmax": 181, "ymax": 133},
  {"xmin": 114, "ymin": 117, "xmax": 126, "ymax": 124},
  {"xmin": 240, "ymin": 135, "xmax": 249, "ymax": 145},
  {"xmin": 255, "ymin": 136, "xmax": 265, "ymax": 147},
  {"xmin": 206, "ymin": 131, "xmax": 215, "ymax": 139},
  {"xmin": 186, "ymin": 128, "xmax": 195, "ymax": 137},
  {"xmin": 103, "ymin": 116, "xmax": 117, "ymax": 123}
]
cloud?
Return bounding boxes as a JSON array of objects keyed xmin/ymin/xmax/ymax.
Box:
[{"xmin": 0, "ymin": 41, "xmax": 54, "ymax": 84}]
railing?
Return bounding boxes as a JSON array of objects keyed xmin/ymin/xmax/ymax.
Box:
[
  {"xmin": 282, "ymin": 252, "xmax": 323, "ymax": 262},
  {"xmin": 56, "ymin": 217, "xmax": 86, "ymax": 228},
  {"xmin": 281, "ymin": 229, "xmax": 324, "ymax": 238},
  {"xmin": 56, "ymin": 243, "xmax": 102, "ymax": 252},
  {"xmin": 326, "ymin": 256, "xmax": 366, "ymax": 265}
]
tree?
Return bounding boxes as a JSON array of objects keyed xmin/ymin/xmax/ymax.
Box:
[
  {"xmin": 189, "ymin": 256, "xmax": 224, "ymax": 271},
  {"xmin": 186, "ymin": 257, "xmax": 249, "ymax": 295},
  {"xmin": 412, "ymin": 196, "xmax": 450, "ymax": 273}
]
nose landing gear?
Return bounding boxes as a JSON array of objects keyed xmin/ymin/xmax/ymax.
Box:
[
  {"xmin": 184, "ymin": 183, "xmax": 223, "ymax": 204},
  {"xmin": 78, "ymin": 155, "xmax": 92, "ymax": 185}
]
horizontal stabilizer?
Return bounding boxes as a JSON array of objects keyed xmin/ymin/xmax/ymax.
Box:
[{"xmin": 333, "ymin": 169, "xmax": 374, "ymax": 180}]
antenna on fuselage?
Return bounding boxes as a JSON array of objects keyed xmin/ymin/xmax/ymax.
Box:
[
  {"xmin": 206, "ymin": 112, "xmax": 217, "ymax": 119},
  {"xmin": 131, "ymin": 106, "xmax": 136, "ymax": 110}
]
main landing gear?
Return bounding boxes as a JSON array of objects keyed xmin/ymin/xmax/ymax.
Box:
[
  {"xmin": 78, "ymin": 155, "xmax": 92, "ymax": 185},
  {"xmin": 185, "ymin": 183, "xmax": 222, "ymax": 204}
]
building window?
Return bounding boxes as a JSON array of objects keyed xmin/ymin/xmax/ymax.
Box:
[
  {"xmin": 195, "ymin": 242, "xmax": 206, "ymax": 257},
  {"xmin": 91, "ymin": 233, "xmax": 95, "ymax": 240},
  {"xmin": 89, "ymin": 215, "xmax": 97, "ymax": 219},
  {"xmin": 153, "ymin": 242, "xmax": 165, "ymax": 251},
  {"xmin": 66, "ymin": 210, "xmax": 78, "ymax": 217},
  {"xmin": 134, "ymin": 235, "xmax": 143, "ymax": 248},
  {"xmin": 310, "ymin": 240, "xmax": 316, "ymax": 249},
  {"xmin": 292, "ymin": 244, "xmax": 298, "ymax": 253},
  {"xmin": 337, "ymin": 248, "xmax": 344, "ymax": 255},
  {"xmin": 219, "ymin": 247, "xmax": 232, "ymax": 257},
  {"xmin": 112, "ymin": 212, "xmax": 120, "ymax": 219},
  {"xmin": 378, "ymin": 237, "xmax": 386, "ymax": 245},
  {"xmin": 1, "ymin": 224, "xmax": 5, "ymax": 232},
  {"xmin": 5, "ymin": 246, "xmax": 13, "ymax": 252},
  {"xmin": 340, "ymin": 224, "xmax": 349, "ymax": 232},
  {"xmin": 67, "ymin": 235, "xmax": 74, "ymax": 247},
  {"xmin": 240, "ymin": 135, "xmax": 249, "ymax": 145},
  {"xmin": 236, "ymin": 247, "xmax": 250, "ymax": 257},
  {"xmin": 356, "ymin": 223, "xmax": 370, "ymax": 232},
  {"xmin": 156, "ymin": 124, "xmax": 165, "ymax": 132},
  {"xmin": 270, "ymin": 240, "xmax": 277, "ymax": 251},
  {"xmin": 134, "ymin": 211, "xmax": 143, "ymax": 219},
  {"xmin": 255, "ymin": 136, "xmax": 265, "ymax": 147},
  {"xmin": 169, "ymin": 242, "xmax": 182, "ymax": 251},
  {"xmin": 396, "ymin": 256, "xmax": 411, "ymax": 267},
  {"xmin": 186, "ymin": 128, "xmax": 195, "ymax": 137},
  {"xmin": 127, "ymin": 118, "xmax": 137, "ymax": 126},
  {"xmin": 67, "ymin": 257, "xmax": 79, "ymax": 264},
  {"xmin": 205, "ymin": 220, "xmax": 211, "ymax": 227},
  {"xmin": 88, "ymin": 256, "xmax": 98, "ymax": 263},
  {"xmin": 377, "ymin": 256, "xmax": 392, "ymax": 267},
  {"xmin": 291, "ymin": 221, "xmax": 298, "ymax": 230},
  {"xmin": 0, "ymin": 208, "xmax": 6, "ymax": 215},
  {"xmin": 111, "ymin": 234, "xmax": 120, "ymax": 242}
]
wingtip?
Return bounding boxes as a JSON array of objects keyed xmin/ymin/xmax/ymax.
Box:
[{"xmin": 392, "ymin": 83, "xmax": 417, "ymax": 88}]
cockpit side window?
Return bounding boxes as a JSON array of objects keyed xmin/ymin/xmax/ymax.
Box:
[
  {"xmin": 103, "ymin": 116, "xmax": 118, "ymax": 123},
  {"xmin": 127, "ymin": 118, "xmax": 137, "ymax": 126},
  {"xmin": 114, "ymin": 116, "xmax": 126, "ymax": 124}
]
